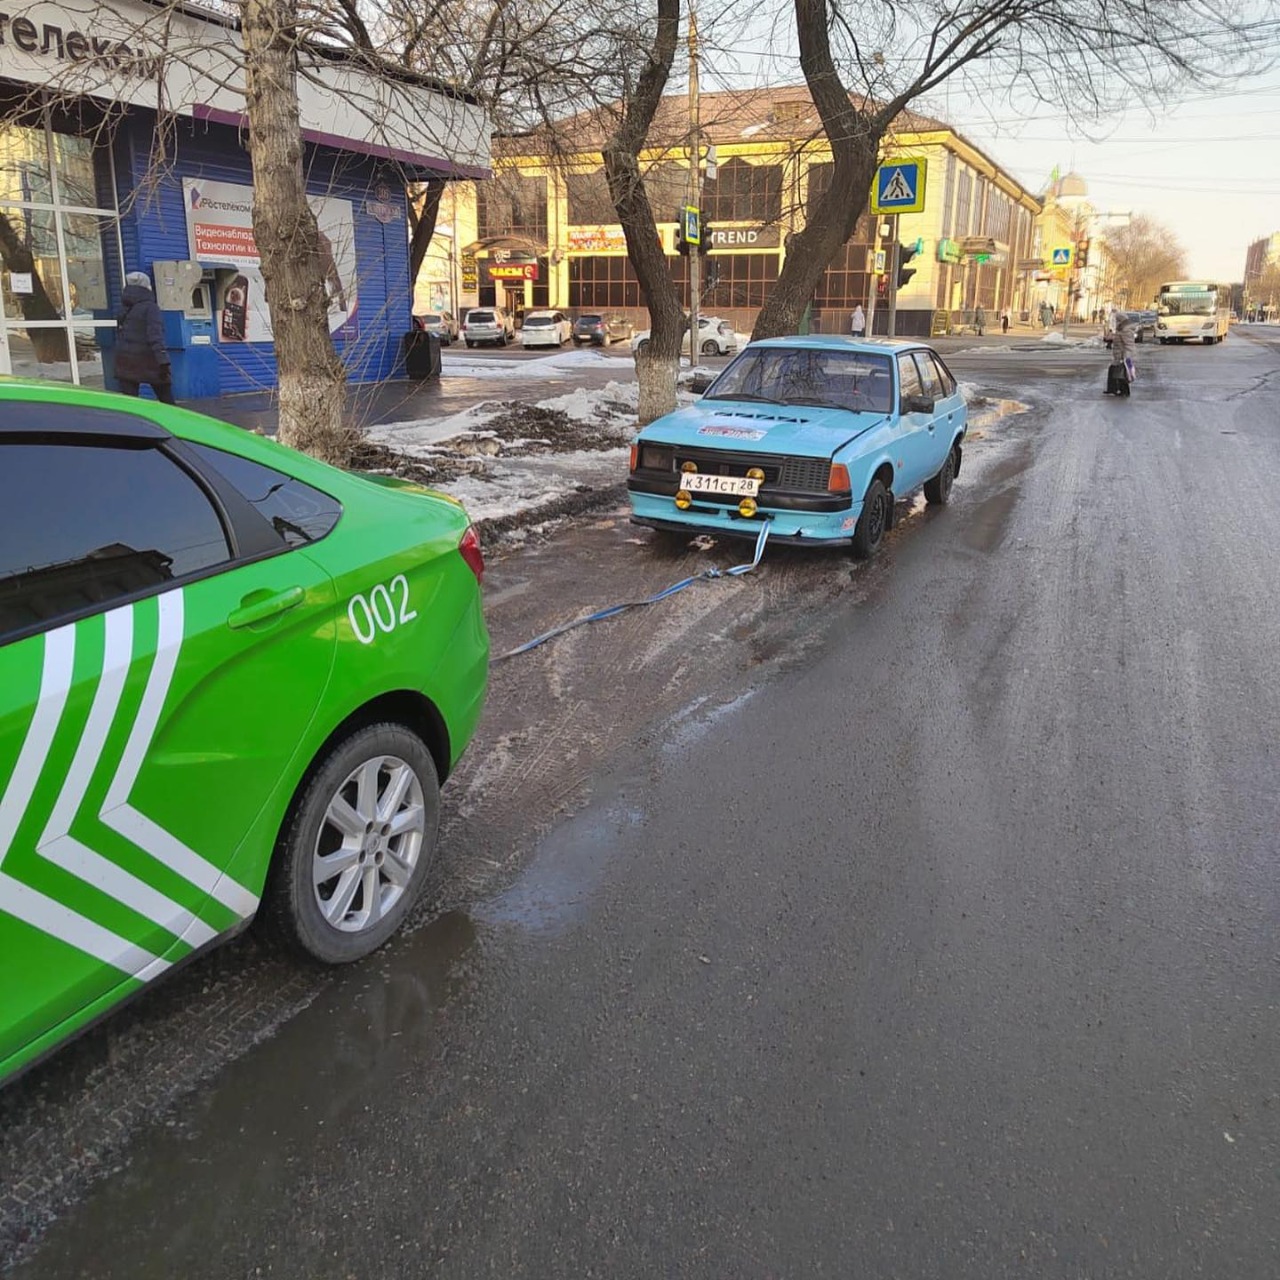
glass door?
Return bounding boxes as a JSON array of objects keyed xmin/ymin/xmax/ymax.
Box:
[{"xmin": 0, "ymin": 113, "xmax": 122, "ymax": 386}]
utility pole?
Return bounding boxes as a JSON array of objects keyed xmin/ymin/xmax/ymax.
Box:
[
  {"xmin": 886, "ymin": 214, "xmax": 900, "ymax": 338},
  {"xmin": 686, "ymin": 5, "xmax": 701, "ymax": 363},
  {"xmin": 865, "ymin": 219, "xmax": 881, "ymax": 336}
]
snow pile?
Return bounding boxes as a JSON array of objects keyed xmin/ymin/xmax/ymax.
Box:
[
  {"xmin": 1040, "ymin": 330, "xmax": 1068, "ymax": 345},
  {"xmin": 440, "ymin": 356, "xmax": 567, "ymax": 381},
  {"xmin": 365, "ymin": 403, "xmax": 501, "ymax": 452},
  {"xmin": 430, "ymin": 448, "xmax": 629, "ymax": 525},
  {"xmin": 536, "ymin": 380, "xmax": 638, "ymax": 424},
  {"xmin": 359, "ymin": 381, "xmax": 642, "ymax": 528},
  {"xmin": 540, "ymin": 348, "xmax": 622, "ymax": 370}
]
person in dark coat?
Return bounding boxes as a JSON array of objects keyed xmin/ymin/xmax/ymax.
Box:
[
  {"xmin": 115, "ymin": 271, "xmax": 174, "ymax": 403},
  {"xmin": 1106, "ymin": 312, "xmax": 1136, "ymax": 397}
]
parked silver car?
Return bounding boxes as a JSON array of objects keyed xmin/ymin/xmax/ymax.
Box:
[
  {"xmin": 414, "ymin": 311, "xmax": 458, "ymax": 344},
  {"xmin": 462, "ymin": 307, "xmax": 516, "ymax": 348}
]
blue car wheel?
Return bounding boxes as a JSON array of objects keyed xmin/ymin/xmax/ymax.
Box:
[{"xmin": 852, "ymin": 479, "xmax": 890, "ymax": 559}]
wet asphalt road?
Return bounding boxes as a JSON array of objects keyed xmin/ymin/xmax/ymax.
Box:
[{"xmin": 13, "ymin": 330, "xmax": 1280, "ymax": 1278}]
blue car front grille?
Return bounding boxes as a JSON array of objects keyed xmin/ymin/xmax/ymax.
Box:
[{"xmin": 670, "ymin": 447, "xmax": 831, "ymax": 493}]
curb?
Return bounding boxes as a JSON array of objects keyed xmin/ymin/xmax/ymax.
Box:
[{"xmin": 473, "ymin": 483, "xmax": 628, "ymax": 543}]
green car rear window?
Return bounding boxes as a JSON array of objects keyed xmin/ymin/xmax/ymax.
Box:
[
  {"xmin": 188, "ymin": 444, "xmax": 343, "ymax": 548},
  {"xmin": 0, "ymin": 440, "xmax": 231, "ymax": 643}
]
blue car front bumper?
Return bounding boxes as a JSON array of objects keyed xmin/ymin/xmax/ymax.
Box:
[{"xmin": 628, "ymin": 489, "xmax": 860, "ymax": 545}]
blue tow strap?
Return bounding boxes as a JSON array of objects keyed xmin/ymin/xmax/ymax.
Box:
[{"xmin": 496, "ymin": 521, "xmax": 772, "ymax": 661}]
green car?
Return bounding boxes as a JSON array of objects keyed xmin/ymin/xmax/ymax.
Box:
[{"xmin": 0, "ymin": 380, "xmax": 488, "ymax": 1084}]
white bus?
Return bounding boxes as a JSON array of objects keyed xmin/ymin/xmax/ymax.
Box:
[{"xmin": 1155, "ymin": 281, "xmax": 1231, "ymax": 344}]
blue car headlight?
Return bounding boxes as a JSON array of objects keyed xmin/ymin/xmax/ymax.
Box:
[{"xmin": 639, "ymin": 444, "xmax": 674, "ymax": 471}]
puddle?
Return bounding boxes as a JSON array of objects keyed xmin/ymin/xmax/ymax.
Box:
[
  {"xmin": 472, "ymin": 798, "xmax": 645, "ymax": 937},
  {"xmin": 7, "ymin": 909, "xmax": 480, "ymax": 1280},
  {"xmin": 661, "ymin": 688, "xmax": 759, "ymax": 755},
  {"xmin": 967, "ymin": 396, "xmax": 1028, "ymax": 431}
]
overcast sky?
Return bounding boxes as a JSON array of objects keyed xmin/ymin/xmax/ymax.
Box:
[
  {"xmin": 704, "ymin": 9, "xmax": 1280, "ymax": 284},
  {"xmin": 943, "ymin": 74, "xmax": 1280, "ymax": 283}
]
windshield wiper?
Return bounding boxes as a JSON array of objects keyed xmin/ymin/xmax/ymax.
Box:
[
  {"xmin": 781, "ymin": 397, "xmax": 835, "ymax": 408},
  {"xmin": 706, "ymin": 392, "xmax": 780, "ymax": 404}
]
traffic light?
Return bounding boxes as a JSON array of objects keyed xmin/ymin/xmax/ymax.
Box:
[
  {"xmin": 1077, "ymin": 238, "xmax": 1091, "ymax": 268},
  {"xmin": 698, "ymin": 221, "xmax": 712, "ymax": 256},
  {"xmin": 674, "ymin": 223, "xmax": 689, "ymax": 256},
  {"xmin": 897, "ymin": 241, "xmax": 918, "ymax": 289}
]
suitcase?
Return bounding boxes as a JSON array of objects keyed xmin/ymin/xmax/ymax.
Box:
[{"xmin": 1106, "ymin": 363, "xmax": 1130, "ymax": 396}]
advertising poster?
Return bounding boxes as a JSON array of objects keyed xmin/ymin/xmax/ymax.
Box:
[{"xmin": 182, "ymin": 178, "xmax": 358, "ymax": 343}]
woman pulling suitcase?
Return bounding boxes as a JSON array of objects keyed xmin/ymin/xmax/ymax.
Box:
[{"xmin": 1106, "ymin": 313, "xmax": 1136, "ymax": 397}]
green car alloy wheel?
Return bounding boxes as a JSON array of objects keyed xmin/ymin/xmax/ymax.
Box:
[{"xmin": 0, "ymin": 380, "xmax": 489, "ymax": 1084}]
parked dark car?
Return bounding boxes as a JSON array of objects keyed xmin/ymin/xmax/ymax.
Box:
[{"xmin": 572, "ymin": 313, "xmax": 634, "ymax": 346}]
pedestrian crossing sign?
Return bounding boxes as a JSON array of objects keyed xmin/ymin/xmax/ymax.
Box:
[
  {"xmin": 1051, "ymin": 246, "xmax": 1072, "ymax": 266},
  {"xmin": 871, "ymin": 159, "xmax": 927, "ymax": 213}
]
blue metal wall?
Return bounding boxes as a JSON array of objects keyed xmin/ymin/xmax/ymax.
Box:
[{"xmin": 113, "ymin": 114, "xmax": 410, "ymax": 396}]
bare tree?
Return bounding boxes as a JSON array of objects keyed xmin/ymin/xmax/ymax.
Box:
[
  {"xmin": 242, "ymin": 0, "xmax": 352, "ymax": 462},
  {"xmin": 602, "ymin": 0, "xmax": 687, "ymax": 423},
  {"xmin": 753, "ymin": 0, "xmax": 1280, "ymax": 338},
  {"xmin": 1101, "ymin": 215, "xmax": 1188, "ymax": 309}
]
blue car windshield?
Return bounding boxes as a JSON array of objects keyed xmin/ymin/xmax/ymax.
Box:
[{"xmin": 706, "ymin": 348, "xmax": 894, "ymax": 413}]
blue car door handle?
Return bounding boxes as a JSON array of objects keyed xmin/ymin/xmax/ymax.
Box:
[{"xmin": 228, "ymin": 585, "xmax": 305, "ymax": 630}]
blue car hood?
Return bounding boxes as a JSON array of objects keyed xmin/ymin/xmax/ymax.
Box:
[{"xmin": 639, "ymin": 400, "xmax": 889, "ymax": 457}]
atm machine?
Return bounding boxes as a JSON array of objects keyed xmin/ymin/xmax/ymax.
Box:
[{"xmin": 152, "ymin": 260, "xmax": 220, "ymax": 399}]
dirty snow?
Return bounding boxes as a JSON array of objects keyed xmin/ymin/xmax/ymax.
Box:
[
  {"xmin": 536, "ymin": 380, "xmax": 638, "ymax": 423},
  {"xmin": 440, "ymin": 347, "xmax": 629, "ymax": 381},
  {"xmin": 434, "ymin": 448, "xmax": 629, "ymax": 524}
]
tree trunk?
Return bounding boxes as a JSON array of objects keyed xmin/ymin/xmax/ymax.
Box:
[
  {"xmin": 409, "ymin": 181, "xmax": 445, "ymax": 289},
  {"xmin": 604, "ymin": 150, "xmax": 684, "ymax": 423},
  {"xmin": 241, "ymin": 0, "xmax": 352, "ymax": 464},
  {"xmin": 752, "ymin": 0, "xmax": 880, "ymax": 340},
  {"xmin": 602, "ymin": 0, "xmax": 682, "ymax": 425}
]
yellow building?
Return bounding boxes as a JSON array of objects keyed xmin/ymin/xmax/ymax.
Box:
[
  {"xmin": 429, "ymin": 88, "xmax": 1048, "ymax": 336},
  {"xmin": 1031, "ymin": 171, "xmax": 1119, "ymax": 321}
]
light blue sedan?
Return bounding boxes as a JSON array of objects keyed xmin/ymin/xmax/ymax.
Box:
[{"xmin": 627, "ymin": 336, "xmax": 967, "ymax": 556}]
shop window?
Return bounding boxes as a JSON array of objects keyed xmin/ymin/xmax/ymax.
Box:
[
  {"xmin": 477, "ymin": 174, "xmax": 548, "ymax": 243},
  {"xmin": 532, "ymin": 258, "xmax": 550, "ymax": 309},
  {"xmin": 701, "ymin": 158, "xmax": 782, "ymax": 225},
  {"xmin": 704, "ymin": 252, "xmax": 778, "ymax": 310},
  {"xmin": 804, "ymin": 164, "xmax": 872, "ymax": 243},
  {"xmin": 814, "ymin": 241, "xmax": 871, "ymax": 310},
  {"xmin": 568, "ymin": 255, "xmax": 644, "ymax": 309},
  {"xmin": 641, "ymin": 161, "xmax": 688, "ymax": 223},
  {"xmin": 955, "ymin": 170, "xmax": 973, "ymax": 238},
  {"xmin": 0, "ymin": 204, "xmax": 66, "ymax": 333},
  {"xmin": 0, "ymin": 122, "xmax": 53, "ymax": 205},
  {"xmin": 0, "ymin": 111, "xmax": 122, "ymax": 386},
  {"xmin": 566, "ymin": 170, "xmax": 614, "ymax": 225}
]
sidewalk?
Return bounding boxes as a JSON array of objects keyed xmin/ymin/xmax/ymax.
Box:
[{"xmin": 186, "ymin": 350, "xmax": 636, "ymax": 437}]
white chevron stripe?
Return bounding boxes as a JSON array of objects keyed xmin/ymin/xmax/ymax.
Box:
[
  {"xmin": 100, "ymin": 591, "xmax": 258, "ymax": 919},
  {"xmin": 0, "ymin": 624, "xmax": 165, "ymax": 975},
  {"xmin": 37, "ymin": 606, "xmax": 218, "ymax": 949}
]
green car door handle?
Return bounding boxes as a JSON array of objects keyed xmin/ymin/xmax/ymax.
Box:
[{"xmin": 227, "ymin": 585, "xmax": 306, "ymax": 630}]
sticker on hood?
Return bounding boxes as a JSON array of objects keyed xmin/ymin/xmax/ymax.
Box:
[{"xmin": 698, "ymin": 424, "xmax": 767, "ymax": 440}]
